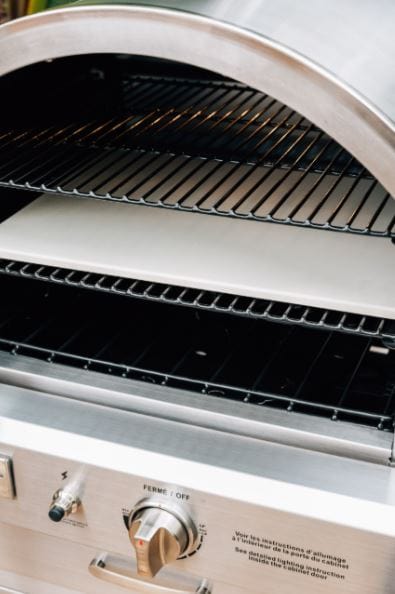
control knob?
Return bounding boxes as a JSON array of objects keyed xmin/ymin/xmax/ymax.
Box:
[{"xmin": 128, "ymin": 498, "xmax": 198, "ymax": 578}]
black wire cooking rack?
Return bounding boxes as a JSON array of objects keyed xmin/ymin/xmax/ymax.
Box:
[
  {"xmin": 1, "ymin": 259, "xmax": 394, "ymax": 346},
  {"xmin": 1, "ymin": 74, "xmax": 394, "ymax": 237},
  {"xmin": 0, "ymin": 275, "xmax": 394, "ymax": 430}
]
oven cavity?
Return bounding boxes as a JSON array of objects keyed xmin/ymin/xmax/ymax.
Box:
[{"xmin": 0, "ymin": 54, "xmax": 394, "ymax": 434}]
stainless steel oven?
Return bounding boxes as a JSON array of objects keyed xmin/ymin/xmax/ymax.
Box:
[{"xmin": 0, "ymin": 1, "xmax": 394, "ymax": 593}]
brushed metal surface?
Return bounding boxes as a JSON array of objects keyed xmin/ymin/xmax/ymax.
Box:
[
  {"xmin": 0, "ymin": 2, "xmax": 393, "ymax": 197},
  {"xmin": 0, "ymin": 385, "xmax": 394, "ymax": 592},
  {"xmin": 0, "ymin": 571, "xmax": 80, "ymax": 594},
  {"xmin": 1, "ymin": 194, "xmax": 394, "ymax": 319},
  {"xmin": 0, "ymin": 352, "xmax": 391, "ymax": 466}
]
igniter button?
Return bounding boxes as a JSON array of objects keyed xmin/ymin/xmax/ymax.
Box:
[
  {"xmin": 48, "ymin": 489, "xmax": 80, "ymax": 523},
  {"xmin": 0, "ymin": 454, "xmax": 15, "ymax": 499}
]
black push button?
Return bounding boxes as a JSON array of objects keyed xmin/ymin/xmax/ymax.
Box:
[{"xmin": 48, "ymin": 505, "xmax": 65, "ymax": 523}]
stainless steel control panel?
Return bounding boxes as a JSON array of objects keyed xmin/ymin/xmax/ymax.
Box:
[
  {"xmin": 2, "ymin": 444, "xmax": 395, "ymax": 594},
  {"xmin": 0, "ymin": 385, "xmax": 394, "ymax": 594}
]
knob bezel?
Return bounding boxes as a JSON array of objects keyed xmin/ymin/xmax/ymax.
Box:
[{"xmin": 128, "ymin": 497, "xmax": 199, "ymax": 559}]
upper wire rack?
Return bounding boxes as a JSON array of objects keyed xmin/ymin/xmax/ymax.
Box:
[{"xmin": 0, "ymin": 74, "xmax": 394, "ymax": 237}]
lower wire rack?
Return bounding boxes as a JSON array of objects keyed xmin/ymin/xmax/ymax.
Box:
[
  {"xmin": 0, "ymin": 275, "xmax": 394, "ymax": 430},
  {"xmin": 0, "ymin": 259, "xmax": 394, "ymax": 345}
]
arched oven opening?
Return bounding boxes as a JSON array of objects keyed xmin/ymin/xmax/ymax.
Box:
[{"xmin": 0, "ymin": 52, "xmax": 394, "ymax": 432}]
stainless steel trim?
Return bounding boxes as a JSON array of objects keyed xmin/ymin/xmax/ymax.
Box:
[
  {"xmin": 89, "ymin": 554, "xmax": 211, "ymax": 593},
  {"xmin": 0, "ymin": 352, "xmax": 391, "ymax": 466},
  {"xmin": 0, "ymin": 3, "xmax": 394, "ymax": 196},
  {"xmin": 0, "ymin": 385, "xmax": 394, "ymax": 531}
]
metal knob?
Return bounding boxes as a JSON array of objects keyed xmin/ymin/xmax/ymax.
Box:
[
  {"xmin": 128, "ymin": 499, "xmax": 198, "ymax": 578},
  {"xmin": 48, "ymin": 489, "xmax": 80, "ymax": 523}
]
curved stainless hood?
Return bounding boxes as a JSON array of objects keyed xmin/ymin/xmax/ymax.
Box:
[{"xmin": 0, "ymin": 1, "xmax": 394, "ymax": 196}]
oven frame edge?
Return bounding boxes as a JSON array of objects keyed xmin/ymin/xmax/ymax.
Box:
[
  {"xmin": 0, "ymin": 5, "xmax": 394, "ymax": 197},
  {"xmin": 0, "ymin": 352, "xmax": 391, "ymax": 466},
  {"xmin": 0, "ymin": 385, "xmax": 394, "ymax": 535}
]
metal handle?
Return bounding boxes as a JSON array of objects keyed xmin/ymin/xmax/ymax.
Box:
[{"xmin": 89, "ymin": 554, "xmax": 211, "ymax": 594}]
